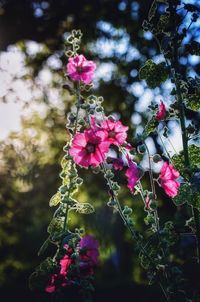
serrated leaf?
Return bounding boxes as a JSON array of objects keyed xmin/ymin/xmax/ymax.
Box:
[
  {"xmin": 47, "ymin": 217, "xmax": 64, "ymax": 235},
  {"xmin": 145, "ymin": 117, "xmax": 158, "ymax": 135},
  {"xmin": 139, "ymin": 60, "xmax": 168, "ymax": 88},
  {"xmin": 73, "ymin": 202, "xmax": 95, "ymax": 214},
  {"xmin": 172, "ymin": 184, "xmax": 190, "ymax": 206},
  {"xmin": 172, "ymin": 144, "xmax": 200, "ymax": 177},
  {"xmin": 49, "ymin": 192, "xmax": 61, "ymax": 207},
  {"xmin": 148, "ymin": 0, "xmax": 157, "ymax": 21}
]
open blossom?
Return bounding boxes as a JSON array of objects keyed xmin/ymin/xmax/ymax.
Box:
[
  {"xmin": 160, "ymin": 162, "xmax": 180, "ymax": 197},
  {"xmin": 156, "ymin": 100, "xmax": 167, "ymax": 121},
  {"xmin": 66, "ymin": 54, "xmax": 96, "ymax": 84},
  {"xmin": 100, "ymin": 119, "xmax": 128, "ymax": 146},
  {"xmin": 45, "ymin": 255, "xmax": 72, "ymax": 293},
  {"xmin": 79, "ymin": 235, "xmax": 99, "ymax": 267},
  {"xmin": 125, "ymin": 156, "xmax": 139, "ymax": 193},
  {"xmin": 60, "ymin": 255, "xmax": 72, "ymax": 275},
  {"xmin": 69, "ymin": 128, "xmax": 110, "ymax": 168}
]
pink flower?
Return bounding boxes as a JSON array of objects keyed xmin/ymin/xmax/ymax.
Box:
[
  {"xmin": 125, "ymin": 156, "xmax": 139, "ymax": 193},
  {"xmin": 45, "ymin": 274, "xmax": 57, "ymax": 293},
  {"xmin": 100, "ymin": 119, "xmax": 128, "ymax": 146},
  {"xmin": 45, "ymin": 274, "xmax": 67, "ymax": 293},
  {"xmin": 156, "ymin": 100, "xmax": 167, "ymax": 121},
  {"xmin": 45, "ymin": 255, "xmax": 72, "ymax": 293},
  {"xmin": 69, "ymin": 128, "xmax": 110, "ymax": 168},
  {"xmin": 79, "ymin": 235, "xmax": 99, "ymax": 266},
  {"xmin": 66, "ymin": 54, "xmax": 96, "ymax": 84},
  {"xmin": 60, "ymin": 255, "xmax": 72, "ymax": 276},
  {"xmin": 160, "ymin": 162, "xmax": 180, "ymax": 197}
]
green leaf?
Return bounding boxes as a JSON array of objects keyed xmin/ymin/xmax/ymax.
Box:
[
  {"xmin": 73, "ymin": 202, "xmax": 95, "ymax": 214},
  {"xmin": 145, "ymin": 117, "xmax": 158, "ymax": 135},
  {"xmin": 47, "ymin": 217, "xmax": 64, "ymax": 235},
  {"xmin": 148, "ymin": 0, "xmax": 157, "ymax": 21},
  {"xmin": 172, "ymin": 144, "xmax": 200, "ymax": 177},
  {"xmin": 139, "ymin": 60, "xmax": 168, "ymax": 88},
  {"xmin": 49, "ymin": 192, "xmax": 61, "ymax": 207},
  {"xmin": 172, "ymin": 183, "xmax": 190, "ymax": 206},
  {"xmin": 29, "ymin": 258, "xmax": 56, "ymax": 290},
  {"xmin": 186, "ymin": 93, "xmax": 200, "ymax": 110}
]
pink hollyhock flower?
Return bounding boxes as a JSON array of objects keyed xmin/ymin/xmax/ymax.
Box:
[
  {"xmin": 60, "ymin": 255, "xmax": 72, "ymax": 275},
  {"xmin": 45, "ymin": 274, "xmax": 57, "ymax": 293},
  {"xmin": 66, "ymin": 54, "xmax": 96, "ymax": 84},
  {"xmin": 45, "ymin": 273, "xmax": 68, "ymax": 293},
  {"xmin": 125, "ymin": 156, "xmax": 139, "ymax": 193},
  {"xmin": 79, "ymin": 235, "xmax": 99, "ymax": 266},
  {"xmin": 160, "ymin": 162, "xmax": 180, "ymax": 197},
  {"xmin": 69, "ymin": 128, "xmax": 110, "ymax": 168},
  {"xmin": 156, "ymin": 100, "xmax": 167, "ymax": 121},
  {"xmin": 112, "ymin": 158, "xmax": 124, "ymax": 171},
  {"xmin": 100, "ymin": 119, "xmax": 128, "ymax": 146}
]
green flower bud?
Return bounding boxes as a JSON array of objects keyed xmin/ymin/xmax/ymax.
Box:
[
  {"xmin": 76, "ymin": 177, "xmax": 83, "ymax": 185},
  {"xmin": 105, "ymin": 170, "xmax": 114, "ymax": 179},
  {"xmin": 78, "ymin": 118, "xmax": 86, "ymax": 126},
  {"xmin": 150, "ymin": 199, "xmax": 158, "ymax": 210},
  {"xmin": 152, "ymin": 154, "xmax": 162, "ymax": 163},
  {"xmin": 59, "ymin": 185, "xmax": 69, "ymax": 194},
  {"xmin": 107, "ymin": 199, "xmax": 117, "ymax": 207},
  {"xmin": 123, "ymin": 206, "xmax": 133, "ymax": 216},
  {"xmin": 112, "ymin": 182, "xmax": 120, "ymax": 191},
  {"xmin": 95, "ymin": 106, "xmax": 103, "ymax": 112},
  {"xmin": 81, "ymin": 103, "xmax": 90, "ymax": 110},
  {"xmin": 97, "ymin": 96, "xmax": 104, "ymax": 103},
  {"xmin": 137, "ymin": 144, "xmax": 146, "ymax": 154}
]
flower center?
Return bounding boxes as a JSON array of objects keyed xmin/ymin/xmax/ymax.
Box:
[
  {"xmin": 77, "ymin": 66, "xmax": 83, "ymax": 74},
  {"xmin": 85, "ymin": 143, "xmax": 96, "ymax": 154},
  {"xmin": 108, "ymin": 130, "xmax": 116, "ymax": 138}
]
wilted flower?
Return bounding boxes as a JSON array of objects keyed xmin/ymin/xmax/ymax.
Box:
[
  {"xmin": 160, "ymin": 162, "xmax": 180, "ymax": 197},
  {"xmin": 156, "ymin": 100, "xmax": 166, "ymax": 121},
  {"xmin": 66, "ymin": 54, "xmax": 96, "ymax": 84},
  {"xmin": 125, "ymin": 156, "xmax": 139, "ymax": 193},
  {"xmin": 112, "ymin": 158, "xmax": 124, "ymax": 171}
]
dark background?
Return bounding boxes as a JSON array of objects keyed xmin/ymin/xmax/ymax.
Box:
[{"xmin": 0, "ymin": 1, "xmax": 199, "ymax": 301}]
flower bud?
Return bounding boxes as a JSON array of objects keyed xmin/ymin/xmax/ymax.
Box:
[
  {"xmin": 107, "ymin": 198, "xmax": 117, "ymax": 207},
  {"xmin": 95, "ymin": 106, "xmax": 103, "ymax": 112},
  {"xmin": 105, "ymin": 170, "xmax": 114, "ymax": 179},
  {"xmin": 137, "ymin": 144, "xmax": 146, "ymax": 154},
  {"xmin": 150, "ymin": 199, "xmax": 158, "ymax": 210},
  {"xmin": 112, "ymin": 182, "xmax": 120, "ymax": 191},
  {"xmin": 123, "ymin": 206, "xmax": 133, "ymax": 216},
  {"xmin": 76, "ymin": 177, "xmax": 83, "ymax": 185},
  {"xmin": 60, "ymin": 185, "xmax": 69, "ymax": 194},
  {"xmin": 152, "ymin": 154, "xmax": 162, "ymax": 163}
]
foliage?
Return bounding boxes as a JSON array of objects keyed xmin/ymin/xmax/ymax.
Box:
[{"xmin": 0, "ymin": 1, "xmax": 200, "ymax": 302}]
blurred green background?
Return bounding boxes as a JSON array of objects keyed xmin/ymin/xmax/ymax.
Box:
[{"xmin": 0, "ymin": 0, "xmax": 199, "ymax": 301}]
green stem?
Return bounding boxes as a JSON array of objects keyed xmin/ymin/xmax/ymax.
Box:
[{"xmin": 62, "ymin": 82, "xmax": 81, "ymax": 237}]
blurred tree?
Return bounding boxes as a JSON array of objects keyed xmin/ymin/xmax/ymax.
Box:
[{"xmin": 0, "ymin": 0, "xmax": 199, "ymax": 301}]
